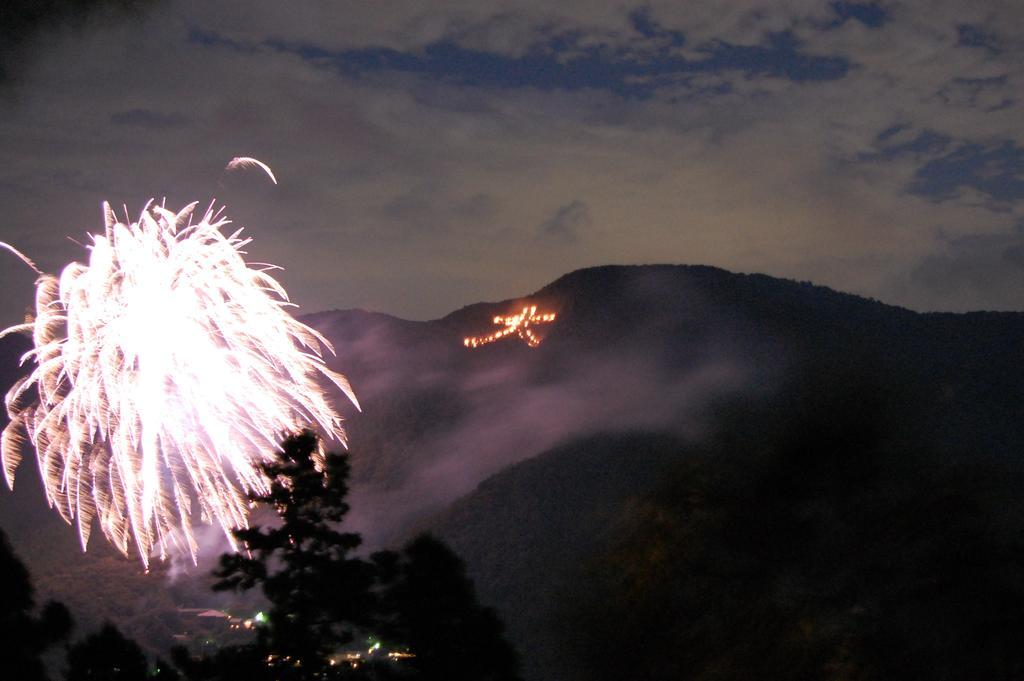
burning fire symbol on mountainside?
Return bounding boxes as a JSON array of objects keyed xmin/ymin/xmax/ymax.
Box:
[{"xmin": 463, "ymin": 305, "xmax": 556, "ymax": 349}]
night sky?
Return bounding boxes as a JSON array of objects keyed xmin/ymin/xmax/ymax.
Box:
[{"xmin": 1, "ymin": 0, "xmax": 1022, "ymax": 326}]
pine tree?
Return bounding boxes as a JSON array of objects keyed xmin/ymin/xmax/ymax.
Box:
[
  {"xmin": 176, "ymin": 431, "xmax": 520, "ymax": 681},
  {"xmin": 204, "ymin": 431, "xmax": 377, "ymax": 680}
]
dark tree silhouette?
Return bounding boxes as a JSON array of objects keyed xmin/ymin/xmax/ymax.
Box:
[
  {"xmin": 175, "ymin": 431, "xmax": 519, "ymax": 681},
  {"xmin": 0, "ymin": 527, "xmax": 72, "ymax": 681},
  {"xmin": 171, "ymin": 642, "xmax": 280, "ymax": 681},
  {"xmin": 373, "ymin": 535, "xmax": 520, "ymax": 681},
  {"xmin": 65, "ymin": 623, "xmax": 153, "ymax": 681},
  {"xmin": 206, "ymin": 431, "xmax": 377, "ymax": 680}
]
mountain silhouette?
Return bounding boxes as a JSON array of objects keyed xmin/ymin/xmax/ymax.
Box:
[{"xmin": 1, "ymin": 264, "xmax": 1024, "ymax": 677}]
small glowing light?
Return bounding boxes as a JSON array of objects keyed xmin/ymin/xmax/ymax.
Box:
[
  {"xmin": 463, "ymin": 305, "xmax": 556, "ymax": 349},
  {"xmin": 388, "ymin": 651, "xmax": 416, "ymax": 660}
]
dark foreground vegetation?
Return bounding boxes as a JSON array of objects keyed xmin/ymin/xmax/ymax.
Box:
[{"xmin": 0, "ymin": 432, "xmax": 520, "ymax": 681}]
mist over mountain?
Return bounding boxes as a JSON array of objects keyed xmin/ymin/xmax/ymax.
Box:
[
  {"xmin": 312, "ymin": 266, "xmax": 767, "ymax": 545},
  {"xmin": 2, "ymin": 264, "xmax": 1024, "ymax": 675},
  {"xmin": 313, "ymin": 265, "xmax": 1024, "ymax": 544}
]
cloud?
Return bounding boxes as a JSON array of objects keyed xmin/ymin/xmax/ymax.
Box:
[
  {"xmin": 938, "ymin": 75, "xmax": 1014, "ymax": 112},
  {"xmin": 892, "ymin": 227, "xmax": 1024, "ymax": 311},
  {"xmin": 909, "ymin": 140, "xmax": 1024, "ymax": 206},
  {"xmin": 860, "ymin": 126, "xmax": 951, "ymax": 161},
  {"xmin": 377, "ymin": 189, "xmax": 499, "ymax": 235},
  {"xmin": 957, "ymin": 24, "xmax": 1002, "ymax": 54},
  {"xmin": 110, "ymin": 108, "xmax": 190, "ymax": 129},
  {"xmin": 851, "ymin": 126, "xmax": 1024, "ymax": 210},
  {"xmin": 258, "ymin": 12, "xmax": 850, "ymax": 100},
  {"xmin": 0, "ymin": 0, "xmax": 160, "ymax": 84},
  {"xmin": 538, "ymin": 200, "xmax": 591, "ymax": 243},
  {"xmin": 827, "ymin": 2, "xmax": 888, "ymax": 29},
  {"xmin": 0, "ymin": 0, "xmax": 1022, "ymax": 326}
]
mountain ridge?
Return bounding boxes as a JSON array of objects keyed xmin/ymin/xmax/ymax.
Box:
[{"xmin": 1, "ymin": 263, "xmax": 1024, "ymax": 675}]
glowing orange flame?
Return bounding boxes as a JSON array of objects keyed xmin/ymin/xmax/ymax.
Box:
[{"xmin": 463, "ymin": 305, "xmax": 556, "ymax": 349}]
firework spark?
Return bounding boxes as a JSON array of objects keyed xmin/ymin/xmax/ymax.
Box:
[
  {"xmin": 0, "ymin": 200, "xmax": 357, "ymax": 566},
  {"xmin": 463, "ymin": 305, "xmax": 556, "ymax": 348},
  {"xmin": 224, "ymin": 157, "xmax": 278, "ymax": 185}
]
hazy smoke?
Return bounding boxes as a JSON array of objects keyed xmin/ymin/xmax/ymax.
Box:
[{"xmin": 307, "ymin": 271, "xmax": 758, "ymax": 547}]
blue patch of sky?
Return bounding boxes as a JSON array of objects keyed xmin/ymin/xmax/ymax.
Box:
[
  {"xmin": 939, "ymin": 75, "xmax": 1014, "ymax": 112},
  {"xmin": 957, "ymin": 24, "xmax": 1000, "ymax": 53},
  {"xmin": 909, "ymin": 141, "xmax": 1024, "ymax": 204},
  {"xmin": 188, "ymin": 27, "xmax": 259, "ymax": 53},
  {"xmin": 950, "ymin": 74, "xmax": 1006, "ymax": 90},
  {"xmin": 628, "ymin": 8, "xmax": 685, "ymax": 46},
  {"xmin": 860, "ymin": 127, "xmax": 1024, "ymax": 206},
  {"xmin": 860, "ymin": 127, "xmax": 951, "ymax": 161},
  {"xmin": 249, "ymin": 12, "xmax": 848, "ymax": 99},
  {"xmin": 828, "ymin": 2, "xmax": 888, "ymax": 29},
  {"xmin": 876, "ymin": 123, "xmax": 908, "ymax": 142}
]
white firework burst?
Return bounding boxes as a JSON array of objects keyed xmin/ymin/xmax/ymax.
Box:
[{"xmin": 0, "ymin": 200, "xmax": 358, "ymax": 566}]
